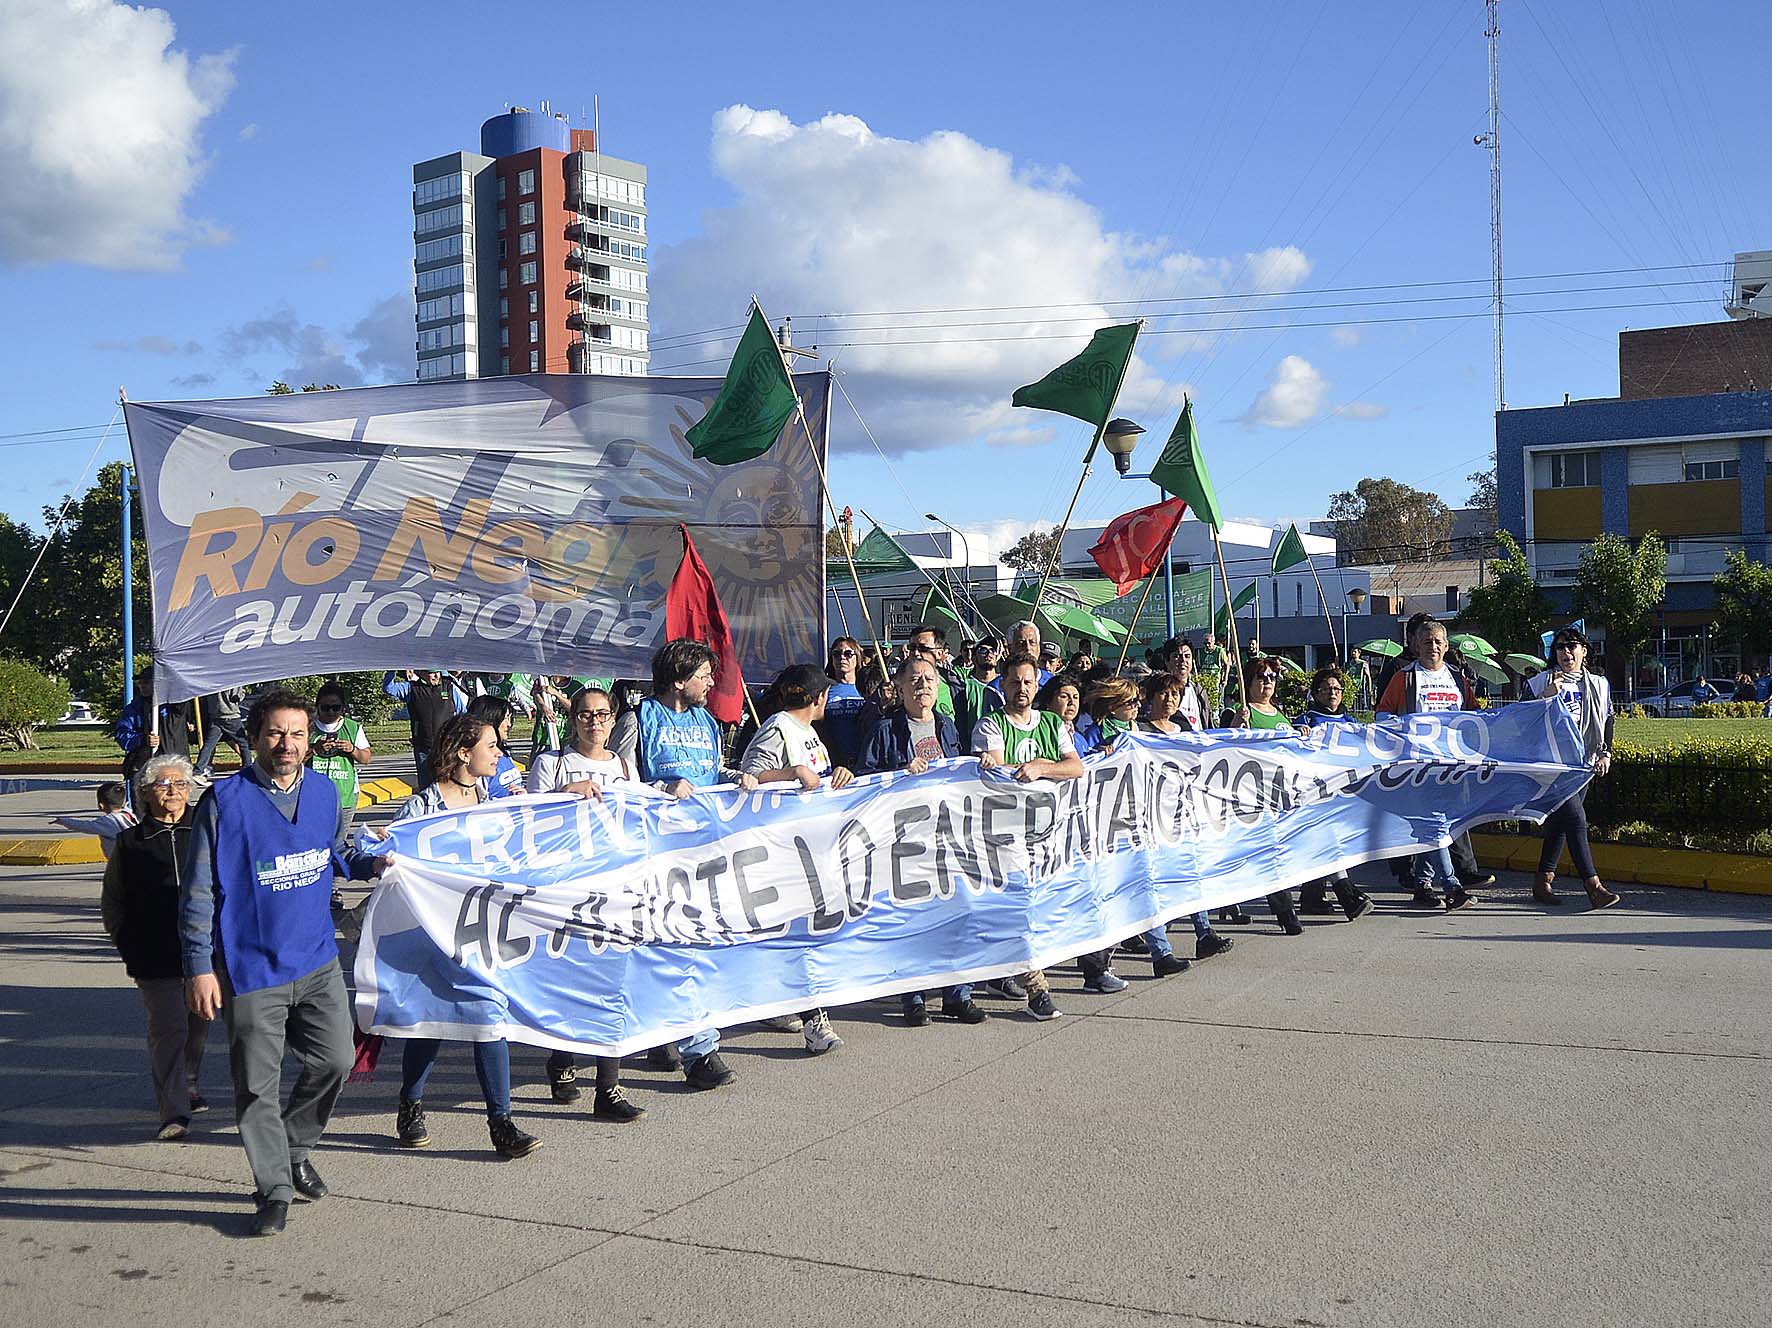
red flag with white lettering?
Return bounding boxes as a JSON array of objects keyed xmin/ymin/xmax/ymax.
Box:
[
  {"xmin": 1087, "ymin": 497, "xmax": 1189, "ymax": 595},
  {"xmin": 664, "ymin": 525, "xmax": 745, "ymax": 724}
]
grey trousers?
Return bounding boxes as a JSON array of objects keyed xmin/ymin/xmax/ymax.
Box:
[
  {"xmin": 136, "ymin": 978, "xmax": 210, "ymax": 1124},
  {"xmin": 220, "ymin": 957, "xmax": 353, "ymax": 1204}
]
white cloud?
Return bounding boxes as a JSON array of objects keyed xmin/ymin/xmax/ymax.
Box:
[
  {"xmin": 0, "ymin": 0, "xmax": 234, "ymax": 270},
  {"xmin": 1335, "ymin": 400, "xmax": 1388, "ymax": 421},
  {"xmin": 221, "ymin": 293, "xmax": 409, "ymax": 387},
  {"xmin": 237, "ymin": 121, "xmax": 256, "ymax": 140},
  {"xmin": 1330, "ymin": 325, "xmax": 1363, "ymax": 348},
  {"xmin": 654, "ymin": 107, "xmax": 1309, "ymax": 455},
  {"xmin": 94, "ymin": 334, "xmax": 201, "ymax": 354},
  {"xmin": 1240, "ymin": 355, "xmax": 1330, "ymax": 429}
]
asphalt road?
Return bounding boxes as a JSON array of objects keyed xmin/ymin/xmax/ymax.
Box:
[{"xmin": 1, "ymin": 858, "xmax": 1768, "ymax": 1327}]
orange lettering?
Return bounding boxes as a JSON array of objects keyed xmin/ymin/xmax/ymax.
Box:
[{"xmin": 168, "ymin": 508, "xmax": 263, "ymax": 611}]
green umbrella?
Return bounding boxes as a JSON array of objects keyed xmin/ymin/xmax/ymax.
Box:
[
  {"xmin": 1046, "ymin": 602, "xmax": 1127, "ymax": 644},
  {"xmin": 1504, "ymin": 652, "xmax": 1546, "ymax": 672},
  {"xmin": 1466, "ymin": 656, "xmax": 1510, "ymax": 687},
  {"xmin": 1274, "ymin": 655, "xmax": 1306, "ymax": 674},
  {"xmin": 1354, "ymin": 638, "xmax": 1403, "ymax": 658},
  {"xmin": 1449, "ymin": 632, "xmax": 1497, "ymax": 658},
  {"xmin": 975, "ymin": 593, "xmax": 1125, "ymax": 646}
]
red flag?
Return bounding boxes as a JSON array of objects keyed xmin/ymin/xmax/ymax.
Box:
[
  {"xmin": 665, "ymin": 525, "xmax": 745, "ymax": 724},
  {"xmin": 1087, "ymin": 497, "xmax": 1188, "ymax": 595}
]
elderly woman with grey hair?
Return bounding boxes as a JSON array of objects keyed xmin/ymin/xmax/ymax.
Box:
[{"xmin": 101, "ymin": 753, "xmax": 211, "ymax": 1139}]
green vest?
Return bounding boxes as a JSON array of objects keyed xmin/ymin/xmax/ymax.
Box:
[
  {"xmin": 998, "ymin": 710, "xmax": 1065, "ymax": 764},
  {"xmin": 309, "ymin": 716, "xmax": 366, "ymax": 810}
]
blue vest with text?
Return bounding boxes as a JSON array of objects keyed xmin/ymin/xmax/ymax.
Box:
[
  {"xmin": 635, "ymin": 697, "xmax": 722, "ymax": 787},
  {"xmin": 210, "ymin": 772, "xmax": 340, "ymax": 994}
]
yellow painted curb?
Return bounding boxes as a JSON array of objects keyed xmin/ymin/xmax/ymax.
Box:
[
  {"xmin": 1469, "ymin": 832, "xmax": 1772, "ymax": 896},
  {"xmin": 0, "ymin": 836, "xmax": 106, "ymax": 866}
]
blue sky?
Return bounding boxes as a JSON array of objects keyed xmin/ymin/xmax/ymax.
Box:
[{"xmin": 4, "ymin": 0, "xmax": 1768, "ymax": 558}]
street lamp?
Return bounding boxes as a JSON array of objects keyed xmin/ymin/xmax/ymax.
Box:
[
  {"xmin": 1343, "ymin": 587, "xmax": 1366, "ymax": 662},
  {"xmin": 1101, "ymin": 419, "xmax": 1183, "ymax": 641},
  {"xmin": 923, "ymin": 511, "xmax": 975, "ymax": 623},
  {"xmin": 1101, "ymin": 418, "xmax": 1145, "ymax": 474}
]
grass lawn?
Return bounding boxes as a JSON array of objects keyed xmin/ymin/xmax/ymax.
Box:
[{"xmin": 1611, "ymin": 716, "xmax": 1772, "ymax": 750}]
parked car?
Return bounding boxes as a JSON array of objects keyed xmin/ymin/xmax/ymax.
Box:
[
  {"xmin": 1638, "ymin": 681, "xmax": 1707, "ymax": 718},
  {"xmin": 56, "ymin": 700, "xmax": 102, "ymax": 727}
]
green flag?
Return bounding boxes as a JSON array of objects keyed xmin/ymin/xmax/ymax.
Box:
[
  {"xmin": 1213, "ymin": 579, "xmax": 1256, "ymax": 638},
  {"xmin": 1149, "ymin": 397, "xmax": 1224, "ymax": 529},
  {"xmin": 1271, "ymin": 523, "xmax": 1309, "ymax": 575},
  {"xmin": 849, "ymin": 525, "xmax": 917, "ymax": 576},
  {"xmin": 1010, "ymin": 322, "xmax": 1140, "ymax": 439},
  {"xmin": 685, "ymin": 305, "xmax": 798, "ymax": 465}
]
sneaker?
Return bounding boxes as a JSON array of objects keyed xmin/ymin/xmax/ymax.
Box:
[
  {"xmin": 903, "ymin": 1002, "xmax": 930, "ymax": 1027},
  {"xmin": 1411, "ymin": 887, "xmax": 1444, "ymax": 909},
  {"xmin": 982, "ymin": 977, "xmax": 1028, "ymax": 1001},
  {"xmin": 396, "ymin": 1098, "xmax": 431, "ymax": 1148},
  {"xmin": 1216, "ymin": 906, "xmax": 1252, "ymax": 926},
  {"xmin": 548, "ymin": 1062, "xmax": 583, "ymax": 1104},
  {"xmin": 1444, "ymin": 887, "xmax": 1477, "ymax": 912},
  {"xmin": 188, "ymin": 1092, "xmax": 209, "ymax": 1114},
  {"xmin": 592, "ymin": 1085, "xmax": 646, "ymax": 1123},
  {"xmin": 1460, "ymin": 872, "xmax": 1498, "ymax": 890},
  {"xmin": 1195, "ymin": 932, "xmax": 1235, "ymax": 961},
  {"xmin": 940, "ymin": 999, "xmax": 988, "ymax": 1024},
  {"xmin": 1152, "ymin": 952, "xmax": 1192, "ymax": 977},
  {"xmin": 1082, "ymin": 970, "xmax": 1129, "ymax": 994},
  {"xmin": 1345, "ymin": 894, "xmax": 1376, "ymax": 922},
  {"xmin": 683, "ymin": 1051, "xmax": 736, "ymax": 1091},
  {"xmin": 759, "ymin": 1013, "xmax": 804, "ymax": 1033},
  {"xmin": 646, "ymin": 1044, "xmax": 682, "ymax": 1072},
  {"xmin": 155, "ymin": 1117, "xmax": 189, "ymax": 1141},
  {"xmin": 1279, "ymin": 917, "xmax": 1305, "ymax": 936},
  {"xmin": 803, "ymin": 1010, "xmax": 844, "ymax": 1055},
  {"xmin": 488, "ymin": 1114, "xmax": 542, "ymax": 1159},
  {"xmin": 1026, "ymin": 990, "xmax": 1062, "ymax": 1021}
]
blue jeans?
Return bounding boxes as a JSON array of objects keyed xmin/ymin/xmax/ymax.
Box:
[
  {"xmin": 1192, "ymin": 911, "xmax": 1212, "ymax": 937},
  {"xmin": 902, "ymin": 984, "xmax": 973, "ymax": 1013},
  {"xmin": 1413, "ymin": 844, "xmax": 1459, "ymax": 888},
  {"xmin": 1142, "ymin": 926, "xmax": 1174, "ymax": 959},
  {"xmin": 401, "ymin": 1037, "xmax": 511, "ymax": 1117},
  {"xmin": 678, "ymin": 1028, "xmax": 719, "ymax": 1060}
]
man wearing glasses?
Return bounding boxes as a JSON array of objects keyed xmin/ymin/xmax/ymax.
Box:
[
  {"xmin": 611, "ymin": 639, "xmax": 758, "ymax": 1091},
  {"xmin": 907, "ymin": 624, "xmax": 1001, "ymax": 756},
  {"xmin": 968, "ymin": 637, "xmax": 1001, "ymax": 687}
]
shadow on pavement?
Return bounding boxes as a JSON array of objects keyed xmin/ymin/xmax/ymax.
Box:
[{"xmin": 0, "ymin": 1185, "xmax": 243, "ymax": 1235}]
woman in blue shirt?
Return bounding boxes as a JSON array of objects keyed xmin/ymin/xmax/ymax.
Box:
[{"xmin": 465, "ymin": 695, "xmax": 525, "ymax": 799}]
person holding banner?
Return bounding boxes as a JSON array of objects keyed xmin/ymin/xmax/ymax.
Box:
[
  {"xmin": 1080, "ymin": 677, "xmax": 1140, "ymax": 752},
  {"xmin": 389, "ymin": 713, "xmax": 546, "ymax": 1159},
  {"xmin": 1292, "ymin": 667, "xmax": 1376, "ymax": 923},
  {"xmin": 610, "ymin": 639, "xmax": 756, "ymax": 1091},
  {"xmin": 1524, "ymin": 627, "xmax": 1621, "ymax": 911},
  {"xmin": 908, "ymin": 625, "xmax": 1001, "ymax": 755},
  {"xmin": 179, "ymin": 689, "xmax": 388, "ymax": 1237},
  {"xmin": 853, "ymin": 657, "xmax": 989, "ymax": 1027},
  {"xmin": 1034, "ymin": 675, "xmax": 1084, "ymax": 744},
  {"xmin": 973, "ymin": 652, "xmax": 1084, "ymax": 1021},
  {"xmin": 741, "ymin": 664, "xmax": 856, "ymax": 1056}
]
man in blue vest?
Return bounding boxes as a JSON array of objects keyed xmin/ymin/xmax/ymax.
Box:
[
  {"xmin": 612, "ymin": 638, "xmax": 757, "ymax": 1091},
  {"xmin": 181, "ymin": 688, "xmax": 386, "ymax": 1237}
]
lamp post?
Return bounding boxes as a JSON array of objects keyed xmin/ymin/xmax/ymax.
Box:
[
  {"xmin": 1345, "ymin": 586, "xmax": 1367, "ymax": 704},
  {"xmin": 1099, "ymin": 418, "xmax": 1180, "ymax": 641},
  {"xmin": 923, "ymin": 511, "xmax": 974, "ymax": 622}
]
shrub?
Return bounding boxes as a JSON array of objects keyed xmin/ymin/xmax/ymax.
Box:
[
  {"xmin": 1591, "ymin": 734, "xmax": 1772, "ymax": 838},
  {"xmin": 0, "ymin": 656, "xmax": 72, "ymax": 750},
  {"xmin": 1691, "ymin": 702, "xmax": 1764, "ymax": 719}
]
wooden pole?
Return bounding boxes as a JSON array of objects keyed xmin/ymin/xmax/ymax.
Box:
[
  {"xmin": 1211, "ymin": 530, "xmax": 1246, "ymax": 718},
  {"xmin": 1029, "ymin": 447, "xmax": 1096, "ymax": 615},
  {"xmin": 1306, "ymin": 556, "xmax": 1340, "ymax": 660},
  {"xmin": 1115, "ymin": 571, "xmax": 1161, "ymax": 671}
]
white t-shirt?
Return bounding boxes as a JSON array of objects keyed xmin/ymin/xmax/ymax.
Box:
[
  {"xmin": 526, "ymin": 747, "xmax": 634, "ymax": 793},
  {"xmin": 1554, "ymin": 675, "xmax": 1583, "ymax": 720},
  {"xmin": 741, "ymin": 712, "xmax": 833, "ymax": 778},
  {"xmin": 971, "ymin": 711, "xmax": 1079, "ymax": 758},
  {"xmin": 1413, "ymin": 665, "xmax": 1464, "ymax": 713},
  {"xmin": 907, "ymin": 714, "xmax": 944, "ymax": 764},
  {"xmin": 1176, "ymin": 684, "xmax": 1202, "ymax": 729}
]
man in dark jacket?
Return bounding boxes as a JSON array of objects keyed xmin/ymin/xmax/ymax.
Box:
[
  {"xmin": 383, "ymin": 669, "xmax": 463, "ymax": 786},
  {"xmin": 194, "ymin": 686, "xmax": 250, "ymax": 777},
  {"xmin": 854, "ymin": 656, "xmax": 987, "ymax": 1027}
]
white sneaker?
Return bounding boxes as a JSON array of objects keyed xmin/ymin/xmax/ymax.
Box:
[
  {"xmin": 802, "ymin": 1010, "xmax": 843, "ymax": 1055},
  {"xmin": 1082, "ymin": 970, "xmax": 1129, "ymax": 994},
  {"xmin": 759, "ymin": 1014, "xmax": 804, "ymax": 1033}
]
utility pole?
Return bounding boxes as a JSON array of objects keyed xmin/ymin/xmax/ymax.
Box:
[{"xmin": 1476, "ymin": 0, "xmax": 1505, "ymax": 412}]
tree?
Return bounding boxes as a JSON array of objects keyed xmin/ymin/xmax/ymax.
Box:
[
  {"xmin": 1466, "ymin": 462, "xmax": 1498, "ymax": 528},
  {"xmin": 1326, "ymin": 477, "xmax": 1451, "ymax": 566},
  {"xmin": 1574, "ymin": 531, "xmax": 1667, "ymax": 696},
  {"xmin": 1456, "ymin": 531, "xmax": 1550, "ymax": 655},
  {"xmin": 999, "ymin": 526, "xmax": 1062, "ymax": 573},
  {"xmin": 1711, "ymin": 549, "xmax": 1772, "ymax": 666},
  {"xmin": 825, "ymin": 524, "xmax": 850, "ymax": 559},
  {"xmin": 268, "ymin": 381, "xmax": 341, "ymax": 394},
  {"xmin": 0, "ymin": 656, "xmax": 71, "ymax": 750},
  {"xmin": 0, "ymin": 513, "xmax": 43, "ymax": 641}
]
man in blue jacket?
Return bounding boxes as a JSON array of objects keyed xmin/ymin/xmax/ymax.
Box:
[{"xmin": 181, "ymin": 688, "xmax": 386, "ymax": 1237}]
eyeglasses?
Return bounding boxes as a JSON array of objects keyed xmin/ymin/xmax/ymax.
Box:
[
  {"xmin": 316, "ymin": 704, "xmax": 344, "ymax": 713},
  {"xmin": 1253, "ymin": 671, "xmax": 1279, "ymax": 681},
  {"xmin": 574, "ymin": 709, "xmax": 614, "ymax": 720},
  {"xmin": 834, "ymin": 648, "xmax": 857, "ymax": 658},
  {"xmin": 149, "ymin": 779, "xmax": 190, "ymax": 791}
]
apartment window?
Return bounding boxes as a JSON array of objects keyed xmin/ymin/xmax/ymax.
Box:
[
  {"xmin": 415, "ymin": 264, "xmax": 467, "ymax": 294},
  {"xmin": 519, "ymin": 231, "xmax": 536, "ymax": 255},
  {"xmin": 497, "ymin": 176, "xmax": 507, "ymax": 202},
  {"xmin": 518, "ymin": 169, "xmax": 536, "ymax": 196},
  {"xmin": 1549, "ymin": 450, "xmax": 1600, "ymax": 488},
  {"xmin": 497, "ymin": 210, "xmax": 506, "ymax": 233},
  {"xmin": 528, "ymin": 290, "xmax": 538, "ymax": 314},
  {"xmin": 414, "ymin": 234, "xmax": 464, "ymax": 265},
  {"xmin": 530, "ymin": 350, "xmax": 540, "ymax": 372},
  {"xmin": 413, "ymin": 174, "xmax": 465, "ymax": 208},
  {"xmin": 519, "ymin": 261, "xmax": 537, "ymax": 286},
  {"xmin": 499, "ymin": 296, "xmax": 509, "ymax": 319},
  {"xmin": 501, "ymin": 354, "xmax": 511, "ymax": 375},
  {"xmin": 528, "ymin": 319, "xmax": 539, "ymax": 342},
  {"xmin": 500, "ymin": 327, "xmax": 509, "ymax": 349},
  {"xmin": 497, "ymin": 238, "xmax": 506, "ymax": 261},
  {"xmin": 414, "ymin": 204, "xmax": 463, "ymax": 235},
  {"xmin": 1684, "ymin": 459, "xmax": 1740, "ymax": 481},
  {"xmin": 498, "ymin": 268, "xmax": 508, "ymax": 290},
  {"xmin": 518, "ymin": 201, "xmax": 535, "ymax": 226}
]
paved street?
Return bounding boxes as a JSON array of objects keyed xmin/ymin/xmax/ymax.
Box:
[{"xmin": 2, "ymin": 858, "xmax": 1768, "ymax": 1328}]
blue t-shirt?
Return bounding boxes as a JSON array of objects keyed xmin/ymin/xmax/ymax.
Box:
[
  {"xmin": 635, "ymin": 697, "xmax": 723, "ymax": 788},
  {"xmin": 819, "ymin": 681, "xmax": 866, "ymax": 766},
  {"xmin": 486, "ymin": 751, "xmax": 524, "ymax": 799}
]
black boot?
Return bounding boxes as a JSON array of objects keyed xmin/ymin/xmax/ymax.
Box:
[
  {"xmin": 396, "ymin": 1097, "xmax": 430, "ymax": 1148},
  {"xmin": 488, "ymin": 1114, "xmax": 542, "ymax": 1158}
]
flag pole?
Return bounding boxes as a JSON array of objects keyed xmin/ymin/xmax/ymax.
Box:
[
  {"xmin": 1115, "ymin": 571, "xmax": 1161, "ymax": 671},
  {"xmin": 856, "ymin": 506, "xmax": 981, "ymax": 635},
  {"xmin": 1306, "ymin": 555, "xmax": 1341, "ymax": 659},
  {"xmin": 1211, "ymin": 530, "xmax": 1246, "ymax": 716}
]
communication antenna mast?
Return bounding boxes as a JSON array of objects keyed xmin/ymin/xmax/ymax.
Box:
[{"xmin": 1475, "ymin": 0, "xmax": 1505, "ymax": 411}]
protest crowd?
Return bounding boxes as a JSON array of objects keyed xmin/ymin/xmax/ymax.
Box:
[{"xmin": 99, "ymin": 613, "xmax": 1616, "ymax": 1236}]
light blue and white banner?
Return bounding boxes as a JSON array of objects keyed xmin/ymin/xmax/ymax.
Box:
[{"xmin": 354, "ymin": 703, "xmax": 1590, "ymax": 1054}]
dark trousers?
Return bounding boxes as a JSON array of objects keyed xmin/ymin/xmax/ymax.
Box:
[
  {"xmin": 1538, "ymin": 791, "xmax": 1597, "ymax": 880},
  {"xmin": 402, "ymin": 1037, "xmax": 512, "ymax": 1116},
  {"xmin": 219, "ymin": 958, "xmax": 353, "ymax": 1205},
  {"xmin": 195, "ymin": 716, "xmax": 249, "ymax": 771},
  {"xmin": 137, "ymin": 977, "xmax": 210, "ymax": 1124},
  {"xmin": 545, "ymin": 1049, "xmax": 619, "ymax": 1090},
  {"xmin": 1300, "ymin": 872, "xmax": 1367, "ymax": 917}
]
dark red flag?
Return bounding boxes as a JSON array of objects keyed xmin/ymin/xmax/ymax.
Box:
[
  {"xmin": 665, "ymin": 525, "xmax": 745, "ymax": 724},
  {"xmin": 1087, "ymin": 497, "xmax": 1189, "ymax": 595}
]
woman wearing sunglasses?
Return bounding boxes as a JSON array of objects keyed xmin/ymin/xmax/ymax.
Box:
[
  {"xmin": 820, "ymin": 636, "xmax": 868, "ymax": 769},
  {"xmin": 1524, "ymin": 627, "xmax": 1622, "ymax": 910}
]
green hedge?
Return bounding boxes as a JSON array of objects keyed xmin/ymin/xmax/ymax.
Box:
[
  {"xmin": 1589, "ymin": 734, "xmax": 1772, "ymax": 838},
  {"xmin": 1691, "ymin": 702, "xmax": 1765, "ymax": 719}
]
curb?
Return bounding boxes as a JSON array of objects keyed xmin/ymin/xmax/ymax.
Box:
[
  {"xmin": 0, "ymin": 777, "xmax": 418, "ymax": 867},
  {"xmin": 1469, "ymin": 832, "xmax": 1772, "ymax": 896}
]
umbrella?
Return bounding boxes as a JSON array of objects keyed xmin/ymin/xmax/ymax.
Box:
[
  {"xmin": 1045, "ymin": 602, "xmax": 1128, "ymax": 644},
  {"xmin": 1354, "ymin": 638, "xmax": 1403, "ymax": 657},
  {"xmin": 1449, "ymin": 632, "xmax": 1497, "ymax": 658},
  {"xmin": 1466, "ymin": 656, "xmax": 1510, "ymax": 687},
  {"xmin": 974, "ymin": 593, "xmax": 1125, "ymax": 646},
  {"xmin": 1504, "ymin": 652, "xmax": 1546, "ymax": 672},
  {"xmin": 1274, "ymin": 655, "xmax": 1306, "ymax": 674}
]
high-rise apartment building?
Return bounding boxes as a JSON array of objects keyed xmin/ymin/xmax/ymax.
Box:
[{"xmin": 411, "ymin": 105, "xmax": 649, "ymax": 382}]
